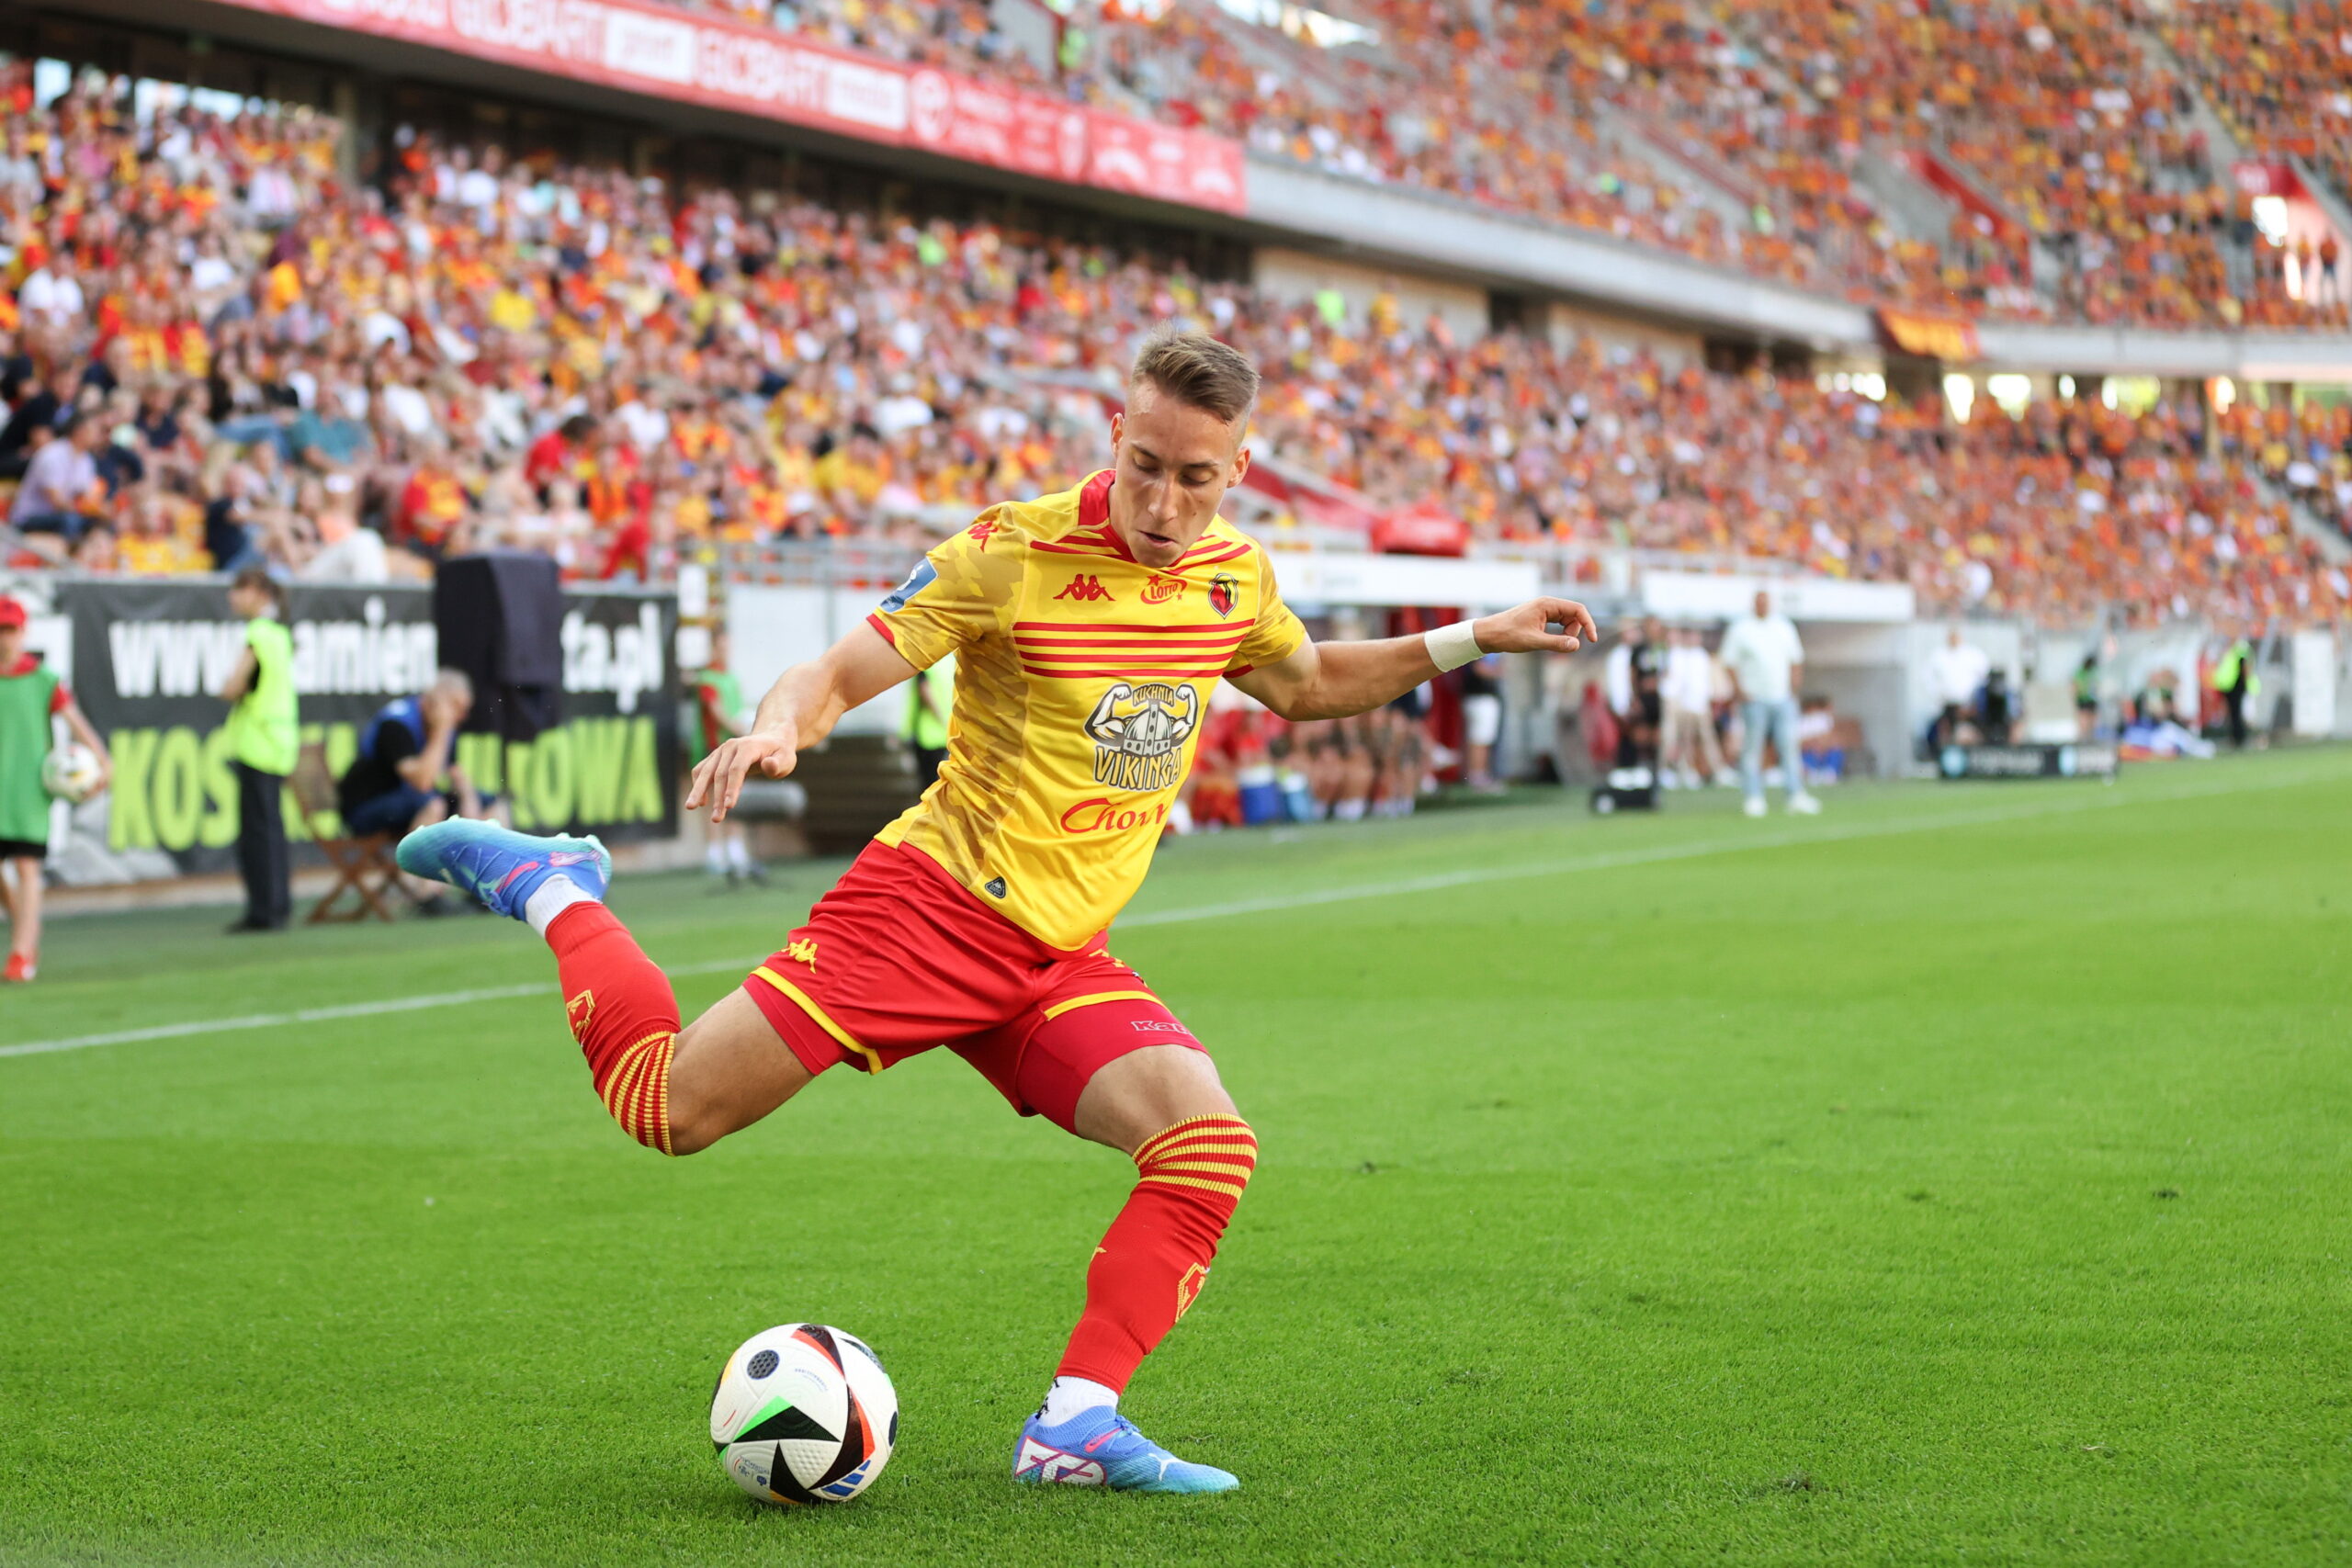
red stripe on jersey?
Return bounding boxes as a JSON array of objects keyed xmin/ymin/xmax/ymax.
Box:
[
  {"xmin": 865, "ymin": 613, "xmax": 897, "ymax": 645},
  {"xmin": 1179, "ymin": 542, "xmax": 1252, "ymax": 568},
  {"xmin": 1015, "ymin": 620, "xmax": 1241, "ymax": 634},
  {"xmin": 1021, "ymin": 653, "xmax": 1241, "ymax": 671},
  {"xmin": 1013, "ymin": 632, "xmax": 1250, "ymax": 649},
  {"xmin": 1022, "ymin": 667, "xmax": 1238, "ymax": 680}
]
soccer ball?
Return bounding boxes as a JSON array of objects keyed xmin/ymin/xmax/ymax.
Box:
[
  {"xmin": 40, "ymin": 744, "xmax": 102, "ymax": 804},
  {"xmin": 710, "ymin": 1324, "xmax": 899, "ymax": 1505}
]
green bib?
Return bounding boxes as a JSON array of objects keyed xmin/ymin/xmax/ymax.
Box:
[
  {"xmin": 226, "ymin": 617, "xmax": 299, "ymax": 776},
  {"xmin": 0, "ymin": 661, "xmax": 61, "ymax": 843}
]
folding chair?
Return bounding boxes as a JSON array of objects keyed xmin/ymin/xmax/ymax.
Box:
[{"xmin": 290, "ymin": 741, "xmax": 404, "ymax": 922}]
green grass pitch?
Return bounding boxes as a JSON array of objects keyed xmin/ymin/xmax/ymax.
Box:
[{"xmin": 4, "ymin": 751, "xmax": 2349, "ymax": 1566}]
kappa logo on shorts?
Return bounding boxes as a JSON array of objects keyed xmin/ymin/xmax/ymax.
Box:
[
  {"xmin": 565, "ymin": 988, "xmax": 594, "ymax": 1038},
  {"xmin": 785, "ymin": 938, "xmax": 818, "ymax": 968}
]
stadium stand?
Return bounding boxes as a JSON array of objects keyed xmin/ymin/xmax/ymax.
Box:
[
  {"xmin": 606, "ymin": 0, "xmax": 2341, "ymax": 328},
  {"xmin": 0, "ymin": 60, "xmax": 2345, "ymax": 633}
]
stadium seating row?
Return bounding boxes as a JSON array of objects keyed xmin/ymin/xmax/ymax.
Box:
[
  {"xmin": 0, "ymin": 67, "xmax": 2344, "ymax": 633},
  {"xmin": 639, "ymin": 0, "xmax": 2346, "ymax": 329}
]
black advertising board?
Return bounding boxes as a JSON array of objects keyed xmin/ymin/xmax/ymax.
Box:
[
  {"xmin": 39, "ymin": 578, "xmax": 677, "ymax": 884},
  {"xmin": 1935, "ymin": 742, "xmax": 2120, "ymax": 781}
]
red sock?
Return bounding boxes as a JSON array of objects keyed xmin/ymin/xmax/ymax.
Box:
[
  {"xmin": 548, "ymin": 903, "xmax": 680, "ymax": 1155},
  {"xmin": 1057, "ymin": 1115, "xmax": 1258, "ymax": 1392}
]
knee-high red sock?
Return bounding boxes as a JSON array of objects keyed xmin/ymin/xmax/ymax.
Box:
[
  {"xmin": 548, "ymin": 903, "xmax": 680, "ymax": 1155},
  {"xmin": 1057, "ymin": 1115, "xmax": 1258, "ymax": 1392}
]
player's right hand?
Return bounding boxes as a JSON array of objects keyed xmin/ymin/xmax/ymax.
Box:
[{"xmin": 686, "ymin": 729, "xmax": 799, "ymax": 822}]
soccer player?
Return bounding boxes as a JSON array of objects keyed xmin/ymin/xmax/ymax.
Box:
[{"xmin": 399, "ymin": 333, "xmax": 1595, "ymax": 1495}]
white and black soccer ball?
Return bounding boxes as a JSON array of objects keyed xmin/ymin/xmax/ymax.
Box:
[
  {"xmin": 40, "ymin": 744, "xmax": 102, "ymax": 804},
  {"xmin": 711, "ymin": 1324, "xmax": 899, "ymax": 1505}
]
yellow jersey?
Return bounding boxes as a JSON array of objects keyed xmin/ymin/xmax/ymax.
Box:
[{"xmin": 865, "ymin": 469, "xmax": 1306, "ymax": 949}]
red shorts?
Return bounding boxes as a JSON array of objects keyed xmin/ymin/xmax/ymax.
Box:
[{"xmin": 741, "ymin": 840, "xmax": 1204, "ymax": 1134}]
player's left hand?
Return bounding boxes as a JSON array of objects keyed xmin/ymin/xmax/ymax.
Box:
[{"xmin": 1472, "ymin": 597, "xmax": 1599, "ymax": 654}]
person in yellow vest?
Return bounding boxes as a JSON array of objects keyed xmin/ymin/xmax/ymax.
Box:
[
  {"xmin": 218, "ymin": 568, "xmax": 299, "ymax": 933},
  {"xmin": 2211, "ymin": 632, "xmax": 2259, "ymax": 750},
  {"xmin": 902, "ymin": 651, "xmax": 955, "ymax": 788}
]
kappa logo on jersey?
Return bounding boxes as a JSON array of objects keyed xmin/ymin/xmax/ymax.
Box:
[
  {"xmin": 1083, "ymin": 682, "xmax": 1199, "ymax": 792},
  {"xmin": 1055, "ymin": 574, "xmax": 1114, "ymax": 602},
  {"xmin": 1141, "ymin": 573, "xmax": 1182, "ymax": 604},
  {"xmin": 1014, "ymin": 1438, "xmax": 1106, "ymax": 1485},
  {"xmin": 565, "ymin": 988, "xmax": 594, "ymax": 1039},
  {"xmin": 1207, "ymin": 571, "xmax": 1239, "ymax": 618},
  {"xmin": 785, "ymin": 937, "xmax": 818, "ymax": 968},
  {"xmin": 878, "ymin": 559, "xmax": 939, "ymax": 612}
]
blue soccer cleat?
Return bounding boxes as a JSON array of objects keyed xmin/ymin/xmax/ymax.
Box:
[
  {"xmin": 395, "ymin": 819, "xmax": 611, "ymax": 921},
  {"xmin": 1011, "ymin": 1406, "xmax": 1238, "ymax": 1495}
]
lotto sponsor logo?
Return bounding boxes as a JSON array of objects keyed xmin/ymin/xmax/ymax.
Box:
[
  {"xmin": 1054, "ymin": 574, "xmax": 1114, "ymax": 602},
  {"xmin": 1141, "ymin": 574, "xmax": 1182, "ymax": 604},
  {"xmin": 1059, "ymin": 796, "xmax": 1172, "ymax": 835}
]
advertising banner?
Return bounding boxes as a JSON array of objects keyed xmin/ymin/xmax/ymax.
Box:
[
  {"xmin": 1934, "ymin": 741, "xmax": 2119, "ymax": 781},
  {"xmin": 1877, "ymin": 308, "xmax": 1982, "ymax": 364},
  {"xmin": 39, "ymin": 579, "xmax": 676, "ymax": 886},
  {"xmin": 205, "ymin": 0, "xmax": 1250, "ymax": 214}
]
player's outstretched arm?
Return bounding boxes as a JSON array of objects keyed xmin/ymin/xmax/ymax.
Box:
[
  {"xmin": 686, "ymin": 623, "xmax": 919, "ymax": 821},
  {"xmin": 1230, "ymin": 597, "xmax": 1597, "ymax": 722}
]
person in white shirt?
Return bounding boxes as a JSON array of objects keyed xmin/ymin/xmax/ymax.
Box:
[
  {"xmin": 1659, "ymin": 625, "xmax": 1727, "ymax": 788},
  {"xmin": 17, "ymin": 264, "xmax": 84, "ymax": 328},
  {"xmin": 1718, "ymin": 588, "xmax": 1819, "ymax": 818},
  {"xmin": 1928, "ymin": 626, "xmax": 1991, "ymax": 748}
]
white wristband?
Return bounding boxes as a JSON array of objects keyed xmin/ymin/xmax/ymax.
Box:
[{"xmin": 1424, "ymin": 619, "xmax": 1484, "ymax": 672}]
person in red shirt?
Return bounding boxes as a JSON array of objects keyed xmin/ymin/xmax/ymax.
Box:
[{"xmin": 525, "ymin": 414, "xmax": 596, "ymax": 500}]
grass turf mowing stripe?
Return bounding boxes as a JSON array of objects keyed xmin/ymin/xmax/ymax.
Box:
[{"xmin": 0, "ymin": 759, "xmax": 2322, "ymax": 1065}]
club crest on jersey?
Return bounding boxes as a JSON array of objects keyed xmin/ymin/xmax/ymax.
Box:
[
  {"xmin": 1207, "ymin": 571, "xmax": 1239, "ymax": 618},
  {"xmin": 1083, "ymin": 681, "xmax": 1199, "ymax": 793},
  {"xmin": 1055, "ymin": 573, "xmax": 1114, "ymax": 602},
  {"xmin": 1142, "ymin": 573, "xmax": 1182, "ymax": 604}
]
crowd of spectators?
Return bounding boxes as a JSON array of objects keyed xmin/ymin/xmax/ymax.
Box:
[
  {"xmin": 1, "ymin": 70, "xmax": 2345, "ymax": 636},
  {"xmin": 647, "ymin": 0, "xmax": 2344, "ymax": 329}
]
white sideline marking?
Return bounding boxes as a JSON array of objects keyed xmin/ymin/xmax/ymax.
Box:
[
  {"xmin": 0, "ymin": 762, "xmax": 2327, "ymax": 1063},
  {"xmin": 0, "ymin": 957, "xmax": 755, "ymax": 1061}
]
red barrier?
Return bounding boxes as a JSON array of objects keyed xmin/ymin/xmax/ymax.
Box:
[{"xmin": 214, "ymin": 0, "xmax": 1248, "ymax": 213}]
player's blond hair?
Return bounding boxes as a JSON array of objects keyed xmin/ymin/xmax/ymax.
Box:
[{"xmin": 1129, "ymin": 331, "xmax": 1259, "ymax": 427}]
